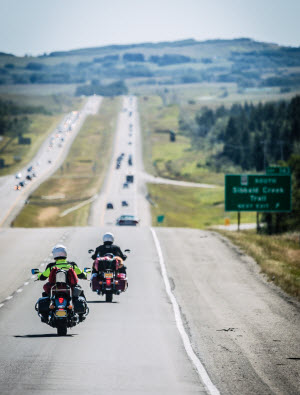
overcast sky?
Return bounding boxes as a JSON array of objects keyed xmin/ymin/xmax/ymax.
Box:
[{"xmin": 1, "ymin": 0, "xmax": 299, "ymax": 56}]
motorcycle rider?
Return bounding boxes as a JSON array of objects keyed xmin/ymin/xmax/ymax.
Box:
[
  {"xmin": 91, "ymin": 232, "xmax": 127, "ymax": 275},
  {"xmin": 38, "ymin": 244, "xmax": 87, "ymax": 321},
  {"xmin": 38, "ymin": 245, "xmax": 87, "ymax": 322}
]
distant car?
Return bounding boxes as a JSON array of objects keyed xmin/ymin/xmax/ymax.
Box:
[
  {"xmin": 123, "ymin": 182, "xmax": 129, "ymax": 188},
  {"xmin": 26, "ymin": 174, "xmax": 32, "ymax": 181},
  {"xmin": 27, "ymin": 166, "xmax": 33, "ymax": 172},
  {"xmin": 15, "ymin": 172, "xmax": 22, "ymax": 179},
  {"xmin": 18, "ymin": 181, "xmax": 26, "ymax": 188},
  {"xmin": 128, "ymin": 141, "xmax": 132, "ymax": 145},
  {"xmin": 126, "ymin": 174, "xmax": 134, "ymax": 183},
  {"xmin": 116, "ymin": 163, "xmax": 120, "ymax": 169},
  {"xmin": 121, "ymin": 201, "xmax": 129, "ymax": 207},
  {"xmin": 106, "ymin": 202, "xmax": 114, "ymax": 209},
  {"xmin": 128, "ymin": 155, "xmax": 133, "ymax": 166},
  {"xmin": 14, "ymin": 184, "xmax": 21, "ymax": 190},
  {"xmin": 116, "ymin": 215, "xmax": 139, "ymax": 226}
]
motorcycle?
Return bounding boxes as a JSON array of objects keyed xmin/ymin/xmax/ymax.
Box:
[
  {"xmin": 31, "ymin": 268, "xmax": 89, "ymax": 336},
  {"xmin": 85, "ymin": 249, "xmax": 130, "ymax": 303}
]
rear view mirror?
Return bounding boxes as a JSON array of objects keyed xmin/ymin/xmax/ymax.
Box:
[
  {"xmin": 31, "ymin": 268, "xmax": 40, "ymax": 275},
  {"xmin": 124, "ymin": 249, "xmax": 131, "ymax": 253},
  {"xmin": 88, "ymin": 249, "xmax": 94, "ymax": 254},
  {"xmin": 84, "ymin": 267, "xmax": 92, "ymax": 273}
]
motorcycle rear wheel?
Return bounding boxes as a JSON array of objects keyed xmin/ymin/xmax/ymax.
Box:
[
  {"xmin": 57, "ymin": 323, "xmax": 68, "ymax": 336},
  {"xmin": 106, "ymin": 292, "xmax": 113, "ymax": 303}
]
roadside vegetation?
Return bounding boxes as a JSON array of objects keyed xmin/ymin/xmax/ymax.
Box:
[
  {"xmin": 0, "ymin": 95, "xmax": 83, "ymax": 176},
  {"xmin": 217, "ymin": 229, "xmax": 300, "ymax": 299},
  {"xmin": 12, "ymin": 97, "xmax": 120, "ymax": 227},
  {"xmin": 139, "ymin": 95, "xmax": 224, "ymax": 185},
  {"xmin": 148, "ymin": 184, "xmax": 256, "ymax": 228}
]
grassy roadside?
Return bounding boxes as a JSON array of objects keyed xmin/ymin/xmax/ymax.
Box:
[
  {"xmin": 216, "ymin": 229, "xmax": 300, "ymax": 299},
  {"xmin": 148, "ymin": 183, "xmax": 256, "ymax": 228},
  {"xmin": 139, "ymin": 95, "xmax": 224, "ymax": 185},
  {"xmin": 0, "ymin": 95, "xmax": 83, "ymax": 176},
  {"xmin": 13, "ymin": 97, "xmax": 120, "ymax": 227}
]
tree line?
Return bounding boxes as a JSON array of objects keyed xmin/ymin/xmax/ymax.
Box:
[
  {"xmin": 180, "ymin": 96, "xmax": 300, "ymax": 231},
  {"xmin": 0, "ymin": 99, "xmax": 49, "ymax": 137}
]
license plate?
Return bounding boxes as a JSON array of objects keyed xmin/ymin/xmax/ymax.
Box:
[
  {"xmin": 55, "ymin": 310, "xmax": 67, "ymax": 317},
  {"xmin": 104, "ymin": 273, "xmax": 113, "ymax": 278}
]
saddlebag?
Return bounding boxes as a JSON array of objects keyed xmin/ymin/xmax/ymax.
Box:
[
  {"xmin": 37, "ymin": 297, "xmax": 50, "ymax": 313},
  {"xmin": 116, "ymin": 273, "xmax": 127, "ymax": 292},
  {"xmin": 73, "ymin": 296, "xmax": 86, "ymax": 314},
  {"xmin": 91, "ymin": 274, "xmax": 101, "ymax": 292}
]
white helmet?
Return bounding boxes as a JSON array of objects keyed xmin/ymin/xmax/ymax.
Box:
[
  {"xmin": 52, "ymin": 244, "xmax": 67, "ymax": 259},
  {"xmin": 103, "ymin": 232, "xmax": 114, "ymax": 243}
]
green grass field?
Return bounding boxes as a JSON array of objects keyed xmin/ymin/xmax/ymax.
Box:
[
  {"xmin": 13, "ymin": 97, "xmax": 120, "ymax": 227},
  {"xmin": 139, "ymin": 95, "xmax": 225, "ymax": 185},
  {"xmin": 148, "ymin": 183, "xmax": 256, "ymax": 228}
]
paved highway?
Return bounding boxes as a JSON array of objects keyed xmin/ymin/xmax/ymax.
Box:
[
  {"xmin": 0, "ymin": 96, "xmax": 299, "ymax": 394},
  {"xmin": 0, "ymin": 95, "xmax": 101, "ymax": 227}
]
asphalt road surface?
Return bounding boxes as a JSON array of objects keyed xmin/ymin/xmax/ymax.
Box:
[{"xmin": 0, "ymin": 96, "xmax": 299, "ymax": 395}]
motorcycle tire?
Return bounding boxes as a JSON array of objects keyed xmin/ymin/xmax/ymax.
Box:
[
  {"xmin": 57, "ymin": 323, "xmax": 68, "ymax": 336},
  {"xmin": 106, "ymin": 292, "xmax": 113, "ymax": 303}
]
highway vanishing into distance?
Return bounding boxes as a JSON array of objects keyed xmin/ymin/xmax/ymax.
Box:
[{"xmin": 0, "ymin": 96, "xmax": 299, "ymax": 395}]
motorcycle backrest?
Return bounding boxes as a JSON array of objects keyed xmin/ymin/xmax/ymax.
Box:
[{"xmin": 56, "ymin": 270, "xmax": 67, "ymax": 284}]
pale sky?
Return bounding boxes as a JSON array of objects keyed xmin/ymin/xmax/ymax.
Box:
[{"xmin": 1, "ymin": 0, "xmax": 299, "ymax": 56}]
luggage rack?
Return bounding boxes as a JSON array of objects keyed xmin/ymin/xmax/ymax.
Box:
[{"xmin": 50, "ymin": 283, "xmax": 72, "ymax": 298}]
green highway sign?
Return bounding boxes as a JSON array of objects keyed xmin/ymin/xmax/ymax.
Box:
[
  {"xmin": 157, "ymin": 215, "xmax": 165, "ymax": 223},
  {"xmin": 225, "ymin": 174, "xmax": 292, "ymax": 212},
  {"xmin": 266, "ymin": 166, "xmax": 290, "ymax": 175}
]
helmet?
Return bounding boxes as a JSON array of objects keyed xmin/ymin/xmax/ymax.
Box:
[
  {"xmin": 52, "ymin": 244, "xmax": 67, "ymax": 259},
  {"xmin": 103, "ymin": 232, "xmax": 114, "ymax": 243}
]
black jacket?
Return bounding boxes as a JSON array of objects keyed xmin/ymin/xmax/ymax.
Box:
[{"xmin": 91, "ymin": 242, "xmax": 126, "ymax": 261}]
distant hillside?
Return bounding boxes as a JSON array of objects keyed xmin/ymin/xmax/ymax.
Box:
[{"xmin": 0, "ymin": 38, "xmax": 300, "ymax": 96}]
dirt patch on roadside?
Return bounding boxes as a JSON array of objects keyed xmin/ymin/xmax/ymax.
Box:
[{"xmin": 38, "ymin": 207, "xmax": 60, "ymax": 225}]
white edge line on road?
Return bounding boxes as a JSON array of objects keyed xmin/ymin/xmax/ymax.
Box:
[
  {"xmin": 24, "ymin": 282, "xmax": 29, "ymax": 286},
  {"xmin": 5, "ymin": 296, "xmax": 13, "ymax": 300},
  {"xmin": 150, "ymin": 228, "xmax": 220, "ymax": 395},
  {"xmin": 17, "ymin": 288, "xmax": 23, "ymax": 293},
  {"xmin": 0, "ymin": 303, "xmax": 4, "ymax": 308}
]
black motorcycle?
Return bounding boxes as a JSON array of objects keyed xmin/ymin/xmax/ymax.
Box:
[{"xmin": 32, "ymin": 268, "xmax": 89, "ymax": 336}]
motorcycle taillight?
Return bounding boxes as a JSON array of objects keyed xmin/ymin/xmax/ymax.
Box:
[
  {"xmin": 58, "ymin": 297, "xmax": 64, "ymax": 304},
  {"xmin": 106, "ymin": 279, "xmax": 111, "ymax": 286}
]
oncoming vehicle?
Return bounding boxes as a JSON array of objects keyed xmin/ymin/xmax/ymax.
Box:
[
  {"xmin": 123, "ymin": 182, "xmax": 129, "ymax": 189},
  {"xmin": 116, "ymin": 215, "xmax": 139, "ymax": 226},
  {"xmin": 106, "ymin": 202, "xmax": 114, "ymax": 209},
  {"xmin": 121, "ymin": 200, "xmax": 129, "ymax": 207}
]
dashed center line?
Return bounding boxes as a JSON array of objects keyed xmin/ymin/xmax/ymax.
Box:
[
  {"xmin": 17, "ymin": 288, "xmax": 23, "ymax": 293},
  {"xmin": 0, "ymin": 303, "xmax": 4, "ymax": 308},
  {"xmin": 5, "ymin": 296, "xmax": 13, "ymax": 300}
]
